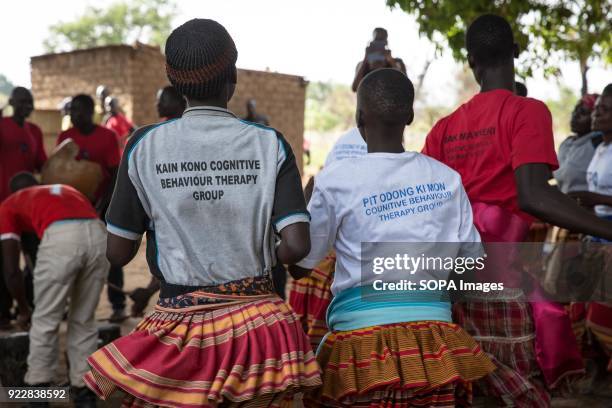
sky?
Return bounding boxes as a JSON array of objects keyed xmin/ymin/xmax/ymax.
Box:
[{"xmin": 1, "ymin": 0, "xmax": 610, "ymax": 106}]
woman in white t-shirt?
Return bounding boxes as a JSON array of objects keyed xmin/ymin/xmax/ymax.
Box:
[{"xmin": 291, "ymin": 68, "xmax": 495, "ymax": 406}]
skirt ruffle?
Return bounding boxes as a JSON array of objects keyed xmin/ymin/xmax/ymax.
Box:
[
  {"xmin": 84, "ymin": 296, "xmax": 322, "ymax": 407},
  {"xmin": 310, "ymin": 321, "xmax": 495, "ymax": 406},
  {"xmin": 288, "ymin": 253, "xmax": 334, "ymax": 349}
]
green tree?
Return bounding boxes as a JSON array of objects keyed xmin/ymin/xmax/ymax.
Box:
[
  {"xmin": 545, "ymin": 86, "xmax": 579, "ymax": 144},
  {"xmin": 305, "ymin": 82, "xmax": 356, "ymax": 132},
  {"xmin": 43, "ymin": 0, "xmax": 177, "ymax": 52},
  {"xmin": 387, "ymin": 0, "xmax": 611, "ymax": 94}
]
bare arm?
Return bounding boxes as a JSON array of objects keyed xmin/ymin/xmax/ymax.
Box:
[
  {"xmin": 276, "ymin": 222, "xmax": 310, "ymax": 265},
  {"xmin": 107, "ymin": 232, "xmax": 141, "ymax": 267},
  {"xmin": 568, "ymin": 191, "xmax": 612, "ymax": 208},
  {"xmin": 515, "ymin": 163, "xmax": 612, "ymax": 240},
  {"xmin": 97, "ymin": 166, "xmax": 118, "ymax": 215}
]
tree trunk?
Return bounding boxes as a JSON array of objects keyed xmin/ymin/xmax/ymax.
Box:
[
  {"xmin": 414, "ymin": 58, "xmax": 433, "ymax": 100},
  {"xmin": 580, "ymin": 58, "xmax": 589, "ymax": 96}
]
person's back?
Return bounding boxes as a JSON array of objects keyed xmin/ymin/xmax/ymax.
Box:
[
  {"xmin": 293, "ymin": 68, "xmax": 494, "ymax": 407},
  {"xmin": 1, "ymin": 184, "xmax": 97, "ymax": 237},
  {"xmin": 324, "ymin": 127, "xmax": 367, "ymax": 166},
  {"xmin": 421, "ymin": 15, "xmax": 612, "ymax": 406},
  {"xmin": 85, "ymin": 19, "xmax": 320, "ymax": 407},
  {"xmin": 120, "ymin": 107, "xmax": 300, "ymax": 287},
  {"xmin": 424, "ymin": 89, "xmax": 556, "ymax": 221},
  {"xmin": 0, "ymin": 176, "xmax": 106, "ymax": 406},
  {"xmin": 312, "ymin": 153, "xmax": 478, "ymax": 295}
]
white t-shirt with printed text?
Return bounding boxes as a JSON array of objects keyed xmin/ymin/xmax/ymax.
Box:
[
  {"xmin": 324, "ymin": 127, "xmax": 367, "ymax": 166},
  {"xmin": 299, "ymin": 151, "xmax": 482, "ymax": 295},
  {"xmin": 587, "ymin": 142, "xmax": 612, "ymax": 216}
]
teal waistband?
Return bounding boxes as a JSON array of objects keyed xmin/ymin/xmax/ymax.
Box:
[
  {"xmin": 50, "ymin": 218, "xmax": 97, "ymax": 227},
  {"xmin": 326, "ymin": 286, "xmax": 452, "ymax": 333}
]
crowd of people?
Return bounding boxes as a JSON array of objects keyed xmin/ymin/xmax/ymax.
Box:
[
  {"xmin": 0, "ymin": 11, "xmax": 610, "ymax": 408},
  {"xmin": 0, "ymin": 82, "xmax": 187, "ymax": 406}
]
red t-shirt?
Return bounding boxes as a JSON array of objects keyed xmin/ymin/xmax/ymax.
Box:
[
  {"xmin": 422, "ymin": 89, "xmax": 558, "ymax": 221},
  {"xmin": 0, "ymin": 185, "xmax": 97, "ymax": 239},
  {"xmin": 0, "ymin": 117, "xmax": 47, "ymax": 202},
  {"xmin": 105, "ymin": 113, "xmax": 133, "ymax": 152},
  {"xmin": 57, "ymin": 125, "xmax": 120, "ymax": 200}
]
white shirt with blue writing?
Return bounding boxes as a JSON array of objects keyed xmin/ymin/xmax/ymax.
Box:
[
  {"xmin": 587, "ymin": 142, "xmax": 612, "ymax": 216},
  {"xmin": 324, "ymin": 127, "xmax": 367, "ymax": 167},
  {"xmin": 299, "ymin": 151, "xmax": 482, "ymax": 295}
]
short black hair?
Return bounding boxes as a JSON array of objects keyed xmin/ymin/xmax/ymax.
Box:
[
  {"xmin": 602, "ymin": 83, "xmax": 612, "ymax": 97},
  {"xmin": 9, "ymin": 172, "xmax": 38, "ymax": 193},
  {"xmin": 466, "ymin": 14, "xmax": 515, "ymax": 67},
  {"xmin": 515, "ymin": 81, "xmax": 528, "ymax": 97},
  {"xmin": 165, "ymin": 19, "xmax": 238, "ymax": 100},
  {"xmin": 71, "ymin": 94, "xmax": 95, "ymax": 113},
  {"xmin": 358, "ymin": 68, "xmax": 414, "ymax": 125},
  {"xmin": 373, "ymin": 27, "xmax": 388, "ymax": 39},
  {"xmin": 10, "ymin": 86, "xmax": 32, "ymax": 99},
  {"xmin": 160, "ymin": 85, "xmax": 185, "ymax": 106}
]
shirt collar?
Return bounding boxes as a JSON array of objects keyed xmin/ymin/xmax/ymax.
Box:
[{"xmin": 182, "ymin": 106, "xmax": 237, "ymax": 119}]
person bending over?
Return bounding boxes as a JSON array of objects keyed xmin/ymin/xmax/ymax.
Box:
[{"xmin": 0, "ymin": 173, "xmax": 108, "ymax": 407}]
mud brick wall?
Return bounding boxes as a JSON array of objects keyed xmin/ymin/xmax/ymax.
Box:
[
  {"xmin": 30, "ymin": 44, "xmax": 143, "ymax": 124},
  {"xmin": 30, "ymin": 44, "xmax": 306, "ymax": 170},
  {"xmin": 229, "ymin": 69, "xmax": 307, "ymax": 169},
  {"xmin": 29, "ymin": 109, "xmax": 62, "ymax": 155}
]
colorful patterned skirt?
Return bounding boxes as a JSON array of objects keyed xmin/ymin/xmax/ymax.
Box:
[
  {"xmin": 307, "ymin": 321, "xmax": 496, "ymax": 407},
  {"xmin": 453, "ymin": 292, "xmax": 550, "ymax": 407},
  {"xmin": 84, "ymin": 276, "xmax": 322, "ymax": 407},
  {"xmin": 288, "ymin": 253, "xmax": 335, "ymax": 349}
]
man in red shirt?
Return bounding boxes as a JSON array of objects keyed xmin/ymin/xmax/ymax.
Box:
[
  {"xmin": 103, "ymin": 96, "xmax": 134, "ymax": 152},
  {"xmin": 0, "ymin": 87, "xmax": 47, "ymax": 328},
  {"xmin": 56, "ymin": 94, "xmax": 126, "ymax": 322},
  {"xmin": 423, "ymin": 14, "xmax": 612, "ymax": 406},
  {"xmin": 57, "ymin": 94, "xmax": 120, "ymax": 210},
  {"xmin": 0, "ymin": 87, "xmax": 47, "ymax": 201},
  {"xmin": 0, "ymin": 173, "xmax": 107, "ymax": 406}
]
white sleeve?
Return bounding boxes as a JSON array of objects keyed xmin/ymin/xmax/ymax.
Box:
[
  {"xmin": 457, "ymin": 186, "xmax": 484, "ymax": 258},
  {"xmin": 297, "ymin": 180, "xmax": 337, "ymax": 269}
]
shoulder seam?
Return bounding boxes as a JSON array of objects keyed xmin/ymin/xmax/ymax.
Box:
[
  {"xmin": 238, "ymin": 118, "xmax": 275, "ymax": 132},
  {"xmin": 126, "ymin": 119, "xmax": 179, "ymax": 162}
]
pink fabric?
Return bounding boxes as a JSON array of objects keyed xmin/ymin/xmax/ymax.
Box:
[
  {"xmin": 581, "ymin": 93, "xmax": 599, "ymax": 111},
  {"xmin": 530, "ymin": 290, "xmax": 585, "ymax": 388},
  {"xmin": 472, "ymin": 202, "xmax": 584, "ymax": 388},
  {"xmin": 471, "ymin": 202, "xmax": 528, "ymax": 287}
]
